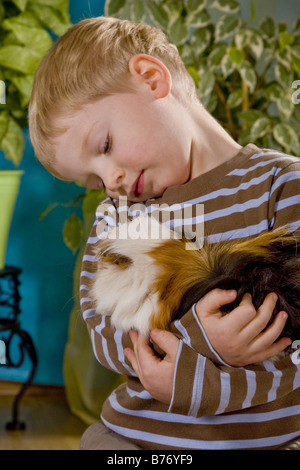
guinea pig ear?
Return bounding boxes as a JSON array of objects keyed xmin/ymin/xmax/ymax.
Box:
[{"xmin": 128, "ymin": 54, "xmax": 172, "ymax": 99}]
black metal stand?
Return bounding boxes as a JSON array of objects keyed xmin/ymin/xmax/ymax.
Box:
[{"xmin": 0, "ymin": 266, "xmax": 38, "ymax": 430}]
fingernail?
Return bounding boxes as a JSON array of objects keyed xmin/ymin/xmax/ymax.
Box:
[
  {"xmin": 151, "ymin": 329, "xmax": 159, "ymax": 337},
  {"xmin": 280, "ymin": 311, "xmax": 288, "ymax": 320},
  {"xmin": 227, "ymin": 290, "xmax": 236, "ymax": 297}
]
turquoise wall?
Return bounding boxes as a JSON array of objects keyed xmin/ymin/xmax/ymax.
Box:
[
  {"xmin": 0, "ymin": 0, "xmax": 105, "ymax": 386},
  {"xmin": 0, "ymin": 0, "xmax": 299, "ymax": 386}
]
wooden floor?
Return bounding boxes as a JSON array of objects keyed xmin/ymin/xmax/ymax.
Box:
[{"xmin": 0, "ymin": 381, "xmax": 88, "ymax": 450}]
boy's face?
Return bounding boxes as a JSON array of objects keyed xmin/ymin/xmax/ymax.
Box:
[{"xmin": 52, "ymin": 86, "xmax": 192, "ymax": 202}]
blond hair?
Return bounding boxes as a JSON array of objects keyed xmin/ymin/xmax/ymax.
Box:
[{"xmin": 28, "ymin": 16, "xmax": 197, "ymax": 172}]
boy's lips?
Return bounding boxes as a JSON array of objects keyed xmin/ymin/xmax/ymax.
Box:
[{"xmin": 130, "ymin": 170, "xmax": 144, "ymax": 198}]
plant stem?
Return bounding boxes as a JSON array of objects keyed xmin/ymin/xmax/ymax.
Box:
[{"xmin": 241, "ymin": 79, "xmax": 249, "ymax": 130}]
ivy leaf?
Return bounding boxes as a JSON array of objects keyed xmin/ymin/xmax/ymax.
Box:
[
  {"xmin": 191, "ymin": 28, "xmax": 211, "ymax": 57},
  {"xmin": 276, "ymin": 91, "xmax": 295, "ymax": 122},
  {"xmin": 250, "ymin": 117, "xmax": 271, "ymax": 142},
  {"xmin": 63, "ymin": 214, "xmax": 83, "ymax": 254},
  {"xmin": 187, "ymin": 66, "xmax": 199, "ymax": 85},
  {"xmin": 168, "ymin": 17, "xmax": 189, "ymax": 46},
  {"xmin": 2, "ymin": 17, "xmax": 52, "ymax": 56},
  {"xmin": 227, "ymin": 46, "xmax": 245, "ymax": 64},
  {"xmin": 186, "ymin": 8, "xmax": 210, "ymax": 28},
  {"xmin": 211, "ymin": 0, "xmax": 240, "ymax": 13},
  {"xmin": 215, "ymin": 15, "xmax": 241, "ymax": 42},
  {"xmin": 207, "ymin": 44, "xmax": 227, "ymax": 69},
  {"xmin": 0, "ymin": 115, "xmax": 24, "ymax": 166},
  {"xmin": 12, "ymin": 0, "xmax": 28, "ymax": 11},
  {"xmin": 274, "ymin": 62, "xmax": 294, "ymax": 88},
  {"xmin": 0, "ymin": 111, "xmax": 9, "ymax": 143},
  {"xmin": 130, "ymin": 0, "xmax": 146, "ymax": 22},
  {"xmin": 273, "ymin": 124, "xmax": 300, "ymax": 155},
  {"xmin": 0, "ymin": 45, "xmax": 41, "ymax": 74},
  {"xmin": 238, "ymin": 61, "xmax": 257, "ymax": 93},
  {"xmin": 147, "ymin": 2, "xmax": 169, "ymax": 31},
  {"xmin": 104, "ymin": 0, "xmax": 126, "ymax": 17},
  {"xmin": 291, "ymin": 45, "xmax": 300, "ymax": 59},
  {"xmin": 260, "ymin": 17, "xmax": 276, "ymax": 38},
  {"xmin": 237, "ymin": 109, "xmax": 267, "ymax": 124},
  {"xmin": 27, "ymin": 3, "xmax": 71, "ymax": 36},
  {"xmin": 249, "ymin": 29, "xmax": 264, "ymax": 60},
  {"xmin": 185, "ymin": 0, "xmax": 207, "ymax": 14},
  {"xmin": 292, "ymin": 56, "xmax": 300, "ymax": 77},
  {"xmin": 197, "ymin": 70, "xmax": 214, "ymax": 106},
  {"xmin": 264, "ymin": 83, "xmax": 282, "ymax": 101},
  {"xmin": 279, "ymin": 31, "xmax": 294, "ymax": 50},
  {"xmin": 28, "ymin": 0, "xmax": 69, "ymax": 8},
  {"xmin": 235, "ymin": 29, "xmax": 252, "ymax": 49},
  {"xmin": 221, "ymin": 54, "xmax": 235, "ymax": 77},
  {"xmin": 227, "ymin": 89, "xmax": 243, "ymax": 109},
  {"xmin": 8, "ymin": 74, "xmax": 34, "ymax": 108}
]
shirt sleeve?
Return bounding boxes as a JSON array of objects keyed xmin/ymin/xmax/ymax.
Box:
[
  {"xmin": 268, "ymin": 160, "xmax": 300, "ymax": 231},
  {"xmin": 168, "ymin": 160, "xmax": 300, "ymax": 416},
  {"xmin": 80, "ymin": 198, "xmax": 137, "ymax": 377},
  {"xmin": 168, "ymin": 306, "xmax": 300, "ymax": 417}
]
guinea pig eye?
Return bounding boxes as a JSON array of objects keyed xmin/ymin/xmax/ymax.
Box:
[{"xmin": 102, "ymin": 252, "xmax": 132, "ymax": 269}]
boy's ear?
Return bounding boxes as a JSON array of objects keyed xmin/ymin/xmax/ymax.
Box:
[{"xmin": 128, "ymin": 54, "xmax": 172, "ymax": 99}]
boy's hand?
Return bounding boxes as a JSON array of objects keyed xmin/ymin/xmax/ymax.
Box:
[
  {"xmin": 195, "ymin": 289, "xmax": 292, "ymax": 366},
  {"xmin": 124, "ymin": 329, "xmax": 180, "ymax": 405}
]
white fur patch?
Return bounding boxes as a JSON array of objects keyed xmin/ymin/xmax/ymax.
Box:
[{"xmin": 91, "ymin": 215, "xmax": 175, "ymax": 335}]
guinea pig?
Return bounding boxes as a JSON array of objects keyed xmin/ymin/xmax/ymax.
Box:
[{"xmin": 89, "ymin": 215, "xmax": 300, "ymax": 344}]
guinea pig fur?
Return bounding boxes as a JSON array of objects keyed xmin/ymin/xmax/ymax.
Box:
[{"xmin": 90, "ymin": 215, "xmax": 300, "ymax": 344}]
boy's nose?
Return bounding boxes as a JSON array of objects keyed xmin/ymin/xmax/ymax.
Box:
[{"xmin": 105, "ymin": 168, "xmax": 125, "ymax": 192}]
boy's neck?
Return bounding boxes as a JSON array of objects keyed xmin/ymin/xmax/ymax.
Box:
[{"xmin": 189, "ymin": 101, "xmax": 242, "ymax": 180}]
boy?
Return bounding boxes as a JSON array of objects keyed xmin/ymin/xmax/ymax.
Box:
[{"xmin": 29, "ymin": 16, "xmax": 300, "ymax": 450}]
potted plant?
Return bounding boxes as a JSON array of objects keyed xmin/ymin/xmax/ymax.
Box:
[{"xmin": 0, "ymin": 0, "xmax": 71, "ymax": 269}]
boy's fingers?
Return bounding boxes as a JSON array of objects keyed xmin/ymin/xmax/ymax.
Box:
[
  {"xmin": 196, "ymin": 289, "xmax": 237, "ymax": 319},
  {"xmin": 250, "ymin": 311, "xmax": 291, "ymax": 352},
  {"xmin": 124, "ymin": 347, "xmax": 137, "ymax": 369},
  {"xmin": 127, "ymin": 330, "xmax": 155, "ymax": 370},
  {"xmin": 247, "ymin": 336, "xmax": 292, "ymax": 364},
  {"xmin": 219, "ymin": 293, "xmax": 256, "ymax": 331},
  {"xmin": 243, "ymin": 292, "xmax": 278, "ymax": 331},
  {"xmin": 240, "ymin": 293, "xmax": 283, "ymax": 341},
  {"xmin": 150, "ymin": 329, "xmax": 180, "ymax": 360}
]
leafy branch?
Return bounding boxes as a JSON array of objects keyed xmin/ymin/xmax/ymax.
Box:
[{"xmin": 105, "ymin": 0, "xmax": 300, "ymax": 155}]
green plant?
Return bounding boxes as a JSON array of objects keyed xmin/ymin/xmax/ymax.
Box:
[
  {"xmin": 0, "ymin": 0, "xmax": 71, "ymax": 166},
  {"xmin": 105, "ymin": 0, "xmax": 300, "ymax": 155},
  {"xmin": 40, "ymin": 188, "xmax": 107, "ymax": 254}
]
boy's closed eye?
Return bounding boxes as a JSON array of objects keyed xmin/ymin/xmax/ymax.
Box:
[{"xmin": 102, "ymin": 134, "xmax": 112, "ymax": 155}]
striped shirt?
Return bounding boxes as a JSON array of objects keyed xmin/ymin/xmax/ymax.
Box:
[{"xmin": 80, "ymin": 144, "xmax": 300, "ymax": 450}]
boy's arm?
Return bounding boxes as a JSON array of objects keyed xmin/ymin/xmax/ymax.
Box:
[
  {"xmin": 125, "ymin": 290, "xmax": 299, "ymax": 415},
  {"xmin": 169, "ymin": 334, "xmax": 299, "ymax": 417}
]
